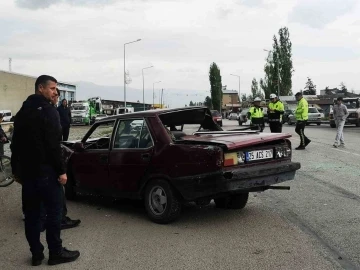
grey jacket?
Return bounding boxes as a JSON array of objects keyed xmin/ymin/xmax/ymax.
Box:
[{"xmin": 333, "ymin": 103, "xmax": 349, "ymax": 120}]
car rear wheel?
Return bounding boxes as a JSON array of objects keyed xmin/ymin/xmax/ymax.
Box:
[
  {"xmin": 144, "ymin": 179, "xmax": 182, "ymax": 224},
  {"xmin": 317, "ymin": 123, "xmax": 321, "ymax": 126},
  {"xmin": 238, "ymin": 121, "xmax": 243, "ymax": 126},
  {"xmin": 214, "ymin": 193, "xmax": 249, "ymax": 209},
  {"xmin": 287, "ymin": 119, "xmax": 293, "ymax": 125},
  {"xmin": 330, "ymin": 123, "xmax": 336, "ymax": 128},
  {"xmin": 219, "ymin": 121, "xmax": 223, "ymax": 127}
]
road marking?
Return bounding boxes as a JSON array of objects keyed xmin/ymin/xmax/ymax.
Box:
[{"xmin": 331, "ymin": 148, "xmax": 360, "ymax": 157}]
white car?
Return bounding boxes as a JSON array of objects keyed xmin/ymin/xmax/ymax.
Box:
[
  {"xmin": 0, "ymin": 110, "xmax": 12, "ymax": 122},
  {"xmin": 130, "ymin": 120, "xmax": 144, "ymax": 131},
  {"xmin": 228, "ymin": 113, "xmax": 239, "ymax": 120}
]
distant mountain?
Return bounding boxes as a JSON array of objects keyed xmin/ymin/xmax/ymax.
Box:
[
  {"xmin": 74, "ymin": 81, "xmax": 209, "ymax": 108},
  {"xmin": 74, "ymin": 81, "xmax": 145, "ymax": 103}
]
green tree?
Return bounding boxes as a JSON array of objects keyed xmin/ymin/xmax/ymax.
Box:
[
  {"xmin": 261, "ymin": 27, "xmax": 294, "ymax": 97},
  {"xmin": 250, "ymin": 78, "xmax": 265, "ymax": 100},
  {"xmin": 189, "ymin": 101, "xmax": 194, "ymax": 106},
  {"xmin": 209, "ymin": 62, "xmax": 222, "ymax": 111},
  {"xmin": 241, "ymin": 94, "xmax": 247, "ymax": 102},
  {"xmin": 204, "ymin": 96, "xmax": 212, "ymax": 109},
  {"xmin": 303, "ymin": 77, "xmax": 316, "ymax": 95},
  {"xmin": 339, "ymin": 82, "xmax": 347, "ymax": 92}
]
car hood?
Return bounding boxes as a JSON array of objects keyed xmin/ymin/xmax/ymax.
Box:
[
  {"xmin": 347, "ymin": 108, "xmax": 358, "ymax": 113},
  {"xmin": 180, "ymin": 132, "xmax": 291, "ymax": 150}
]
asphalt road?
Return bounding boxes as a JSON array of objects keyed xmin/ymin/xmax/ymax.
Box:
[{"xmin": 1, "ymin": 120, "xmax": 359, "ymax": 269}]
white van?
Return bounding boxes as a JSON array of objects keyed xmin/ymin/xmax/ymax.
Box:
[{"xmin": 0, "ymin": 110, "xmax": 12, "ymax": 122}]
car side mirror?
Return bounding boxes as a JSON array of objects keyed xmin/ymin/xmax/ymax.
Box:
[{"xmin": 73, "ymin": 142, "xmax": 85, "ymax": 152}]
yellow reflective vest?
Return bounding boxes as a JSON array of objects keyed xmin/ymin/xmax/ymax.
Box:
[
  {"xmin": 295, "ymin": 98, "xmax": 308, "ymax": 121},
  {"xmin": 268, "ymin": 100, "xmax": 285, "ymax": 121},
  {"xmin": 248, "ymin": 106, "xmax": 264, "ymax": 119}
]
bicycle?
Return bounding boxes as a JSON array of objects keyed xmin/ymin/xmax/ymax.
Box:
[{"xmin": 0, "ymin": 154, "xmax": 14, "ymax": 187}]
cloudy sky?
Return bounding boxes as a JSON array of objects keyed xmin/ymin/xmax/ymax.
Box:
[{"xmin": 1, "ymin": 0, "xmax": 360, "ymax": 107}]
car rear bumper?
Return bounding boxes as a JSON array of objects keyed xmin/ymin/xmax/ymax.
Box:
[
  {"xmin": 330, "ymin": 118, "xmax": 359, "ymax": 125},
  {"xmin": 171, "ymin": 161, "xmax": 301, "ymax": 201}
]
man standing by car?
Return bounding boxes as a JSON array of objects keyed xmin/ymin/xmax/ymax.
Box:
[
  {"xmin": 57, "ymin": 99, "xmax": 71, "ymax": 141},
  {"xmin": 11, "ymin": 75, "xmax": 80, "ymax": 266},
  {"xmin": 0, "ymin": 113, "xmax": 8, "ymax": 156},
  {"xmin": 268, "ymin": 94, "xmax": 284, "ymax": 133},
  {"xmin": 294, "ymin": 92, "xmax": 310, "ymax": 150},
  {"xmin": 52, "ymin": 89, "xmax": 81, "ymax": 230},
  {"xmin": 333, "ymin": 97, "xmax": 349, "ymax": 148},
  {"xmin": 247, "ymin": 97, "xmax": 265, "ymax": 132}
]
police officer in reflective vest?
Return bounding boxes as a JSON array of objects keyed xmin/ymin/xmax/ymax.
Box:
[
  {"xmin": 268, "ymin": 93, "xmax": 285, "ymax": 133},
  {"xmin": 247, "ymin": 97, "xmax": 265, "ymax": 132},
  {"xmin": 295, "ymin": 92, "xmax": 311, "ymax": 150}
]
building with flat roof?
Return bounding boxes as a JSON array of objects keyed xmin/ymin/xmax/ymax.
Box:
[
  {"xmin": 222, "ymin": 89, "xmax": 240, "ymax": 111},
  {"xmin": 0, "ymin": 70, "xmax": 76, "ymax": 116}
]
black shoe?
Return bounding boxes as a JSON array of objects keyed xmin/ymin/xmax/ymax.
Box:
[
  {"xmin": 295, "ymin": 146, "xmax": 306, "ymax": 150},
  {"xmin": 32, "ymin": 252, "xmax": 45, "ymax": 266},
  {"xmin": 48, "ymin": 248, "xmax": 80, "ymax": 265},
  {"xmin": 305, "ymin": 139, "xmax": 311, "ymax": 147},
  {"xmin": 61, "ymin": 216, "xmax": 81, "ymax": 230}
]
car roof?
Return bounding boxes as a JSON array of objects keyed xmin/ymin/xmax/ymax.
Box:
[{"xmin": 97, "ymin": 106, "xmax": 209, "ymax": 123}]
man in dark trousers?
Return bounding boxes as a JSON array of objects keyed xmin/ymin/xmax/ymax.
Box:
[
  {"xmin": 268, "ymin": 93, "xmax": 285, "ymax": 133},
  {"xmin": 11, "ymin": 75, "xmax": 80, "ymax": 266},
  {"xmin": 52, "ymin": 89, "xmax": 81, "ymax": 229},
  {"xmin": 57, "ymin": 99, "xmax": 71, "ymax": 141}
]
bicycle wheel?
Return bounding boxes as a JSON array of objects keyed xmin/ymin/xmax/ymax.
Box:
[{"xmin": 0, "ymin": 155, "xmax": 14, "ymax": 187}]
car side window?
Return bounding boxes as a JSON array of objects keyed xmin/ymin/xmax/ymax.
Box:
[
  {"xmin": 113, "ymin": 119, "xmax": 153, "ymax": 149},
  {"xmin": 85, "ymin": 120, "xmax": 115, "ymax": 150}
]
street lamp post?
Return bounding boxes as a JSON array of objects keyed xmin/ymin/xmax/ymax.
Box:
[
  {"xmin": 230, "ymin": 74, "xmax": 241, "ymax": 108},
  {"xmin": 124, "ymin": 38, "xmax": 141, "ymax": 108},
  {"xmin": 153, "ymin": 81, "xmax": 161, "ymax": 109},
  {"xmin": 142, "ymin": 65, "xmax": 153, "ymax": 111},
  {"xmin": 264, "ymin": 49, "xmax": 280, "ymax": 97}
]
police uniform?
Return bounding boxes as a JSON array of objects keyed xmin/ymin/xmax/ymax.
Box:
[
  {"xmin": 295, "ymin": 94, "xmax": 310, "ymax": 148},
  {"xmin": 268, "ymin": 100, "xmax": 284, "ymax": 133},
  {"xmin": 248, "ymin": 106, "xmax": 265, "ymax": 132}
]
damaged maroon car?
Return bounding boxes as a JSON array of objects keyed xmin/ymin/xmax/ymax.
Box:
[{"xmin": 63, "ymin": 107, "xmax": 301, "ymax": 224}]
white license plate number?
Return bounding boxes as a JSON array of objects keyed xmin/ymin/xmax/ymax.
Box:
[{"xmin": 245, "ymin": 150, "xmax": 273, "ymax": 161}]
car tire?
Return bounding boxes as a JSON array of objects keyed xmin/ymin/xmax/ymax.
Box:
[
  {"xmin": 317, "ymin": 123, "xmax": 321, "ymax": 126},
  {"xmin": 144, "ymin": 179, "xmax": 182, "ymax": 224},
  {"xmin": 219, "ymin": 121, "xmax": 223, "ymax": 127},
  {"xmin": 214, "ymin": 193, "xmax": 249, "ymax": 210},
  {"xmin": 287, "ymin": 120, "xmax": 293, "ymax": 125},
  {"xmin": 330, "ymin": 123, "xmax": 336, "ymax": 128},
  {"xmin": 238, "ymin": 121, "xmax": 243, "ymax": 126},
  {"xmin": 356, "ymin": 122, "xmax": 360, "ymax": 127},
  {"xmin": 64, "ymin": 172, "xmax": 77, "ymax": 201}
]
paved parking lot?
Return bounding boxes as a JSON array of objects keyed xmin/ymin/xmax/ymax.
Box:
[{"xmin": 1, "ymin": 120, "xmax": 360, "ymax": 269}]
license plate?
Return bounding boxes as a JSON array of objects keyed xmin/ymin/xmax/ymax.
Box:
[{"xmin": 245, "ymin": 149, "xmax": 273, "ymax": 161}]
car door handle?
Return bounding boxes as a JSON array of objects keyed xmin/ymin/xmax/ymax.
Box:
[
  {"xmin": 141, "ymin": 153, "xmax": 150, "ymax": 161},
  {"xmin": 99, "ymin": 154, "xmax": 108, "ymax": 163}
]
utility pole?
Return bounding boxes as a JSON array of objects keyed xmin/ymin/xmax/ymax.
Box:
[{"xmin": 9, "ymin": 58, "xmax": 12, "ymax": 72}]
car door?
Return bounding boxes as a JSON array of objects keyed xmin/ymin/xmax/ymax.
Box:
[
  {"xmin": 108, "ymin": 118, "xmax": 154, "ymax": 192},
  {"xmin": 71, "ymin": 120, "xmax": 116, "ymax": 192}
]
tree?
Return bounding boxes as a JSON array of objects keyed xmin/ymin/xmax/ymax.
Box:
[
  {"xmin": 303, "ymin": 77, "xmax": 316, "ymax": 95},
  {"xmin": 189, "ymin": 101, "xmax": 194, "ymax": 106},
  {"xmin": 209, "ymin": 62, "xmax": 223, "ymax": 111},
  {"xmin": 204, "ymin": 96, "xmax": 212, "ymax": 109},
  {"xmin": 339, "ymin": 82, "xmax": 347, "ymax": 93},
  {"xmin": 241, "ymin": 94, "xmax": 247, "ymax": 102},
  {"xmin": 250, "ymin": 78, "xmax": 265, "ymax": 100},
  {"xmin": 261, "ymin": 27, "xmax": 294, "ymax": 97}
]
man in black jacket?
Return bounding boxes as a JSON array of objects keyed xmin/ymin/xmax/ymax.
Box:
[
  {"xmin": 11, "ymin": 75, "xmax": 80, "ymax": 266},
  {"xmin": 57, "ymin": 99, "xmax": 71, "ymax": 141}
]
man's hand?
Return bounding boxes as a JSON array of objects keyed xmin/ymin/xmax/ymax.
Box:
[{"xmin": 58, "ymin": 174, "xmax": 67, "ymax": 185}]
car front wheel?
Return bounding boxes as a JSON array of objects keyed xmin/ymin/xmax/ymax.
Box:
[{"xmin": 144, "ymin": 179, "xmax": 182, "ymax": 224}]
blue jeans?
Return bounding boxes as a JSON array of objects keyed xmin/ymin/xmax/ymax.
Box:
[{"xmin": 22, "ymin": 166, "xmax": 63, "ymax": 255}]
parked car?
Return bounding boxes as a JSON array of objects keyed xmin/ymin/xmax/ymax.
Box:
[
  {"xmin": 228, "ymin": 112, "xmax": 239, "ymax": 120},
  {"xmin": 282, "ymin": 109, "xmax": 293, "ymax": 124},
  {"xmin": 238, "ymin": 108, "xmax": 249, "ymax": 125},
  {"xmin": 329, "ymin": 98, "xmax": 360, "ymax": 128},
  {"xmin": 287, "ymin": 107, "xmax": 322, "ymax": 125},
  {"xmin": 0, "ymin": 110, "xmax": 12, "ymax": 122},
  {"xmin": 211, "ymin": 110, "xmax": 223, "ymax": 126},
  {"xmin": 62, "ymin": 106, "xmax": 301, "ymax": 224}
]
